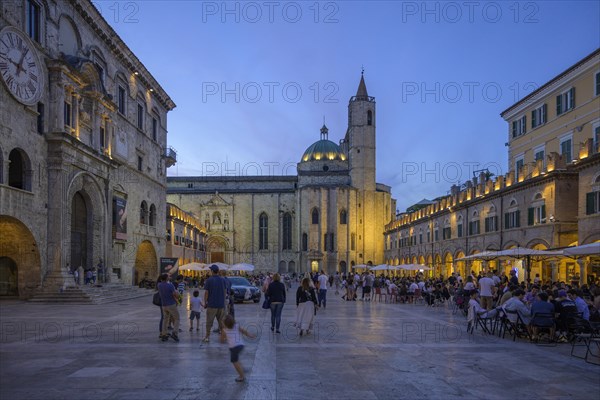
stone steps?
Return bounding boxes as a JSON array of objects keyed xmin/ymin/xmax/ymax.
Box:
[{"xmin": 28, "ymin": 284, "xmax": 153, "ymax": 305}]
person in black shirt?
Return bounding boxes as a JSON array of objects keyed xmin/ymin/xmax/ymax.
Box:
[{"xmin": 266, "ymin": 273, "xmax": 286, "ymax": 333}]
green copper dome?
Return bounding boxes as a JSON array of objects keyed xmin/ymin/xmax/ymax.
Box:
[{"xmin": 301, "ymin": 125, "xmax": 346, "ymax": 162}]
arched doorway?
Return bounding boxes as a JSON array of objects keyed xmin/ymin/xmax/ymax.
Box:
[
  {"xmin": 339, "ymin": 261, "xmax": 347, "ymax": 274},
  {"xmin": 70, "ymin": 191, "xmax": 90, "ymax": 272},
  {"xmin": 278, "ymin": 260, "xmax": 286, "ymax": 274},
  {"xmin": 207, "ymin": 236, "xmax": 228, "ymax": 264},
  {"xmin": 134, "ymin": 240, "xmax": 158, "ymax": 284},
  {"xmin": 288, "ymin": 261, "xmax": 296, "ymax": 273},
  {"xmin": 0, "ymin": 216, "xmax": 41, "ymax": 298},
  {"xmin": 0, "ymin": 257, "xmax": 18, "ymax": 296}
]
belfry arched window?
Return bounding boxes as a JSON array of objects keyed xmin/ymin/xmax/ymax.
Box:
[
  {"xmin": 367, "ymin": 110, "xmax": 372, "ymax": 126},
  {"xmin": 311, "ymin": 208, "xmax": 319, "ymax": 224}
]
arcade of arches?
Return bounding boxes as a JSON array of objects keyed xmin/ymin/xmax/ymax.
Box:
[{"xmin": 387, "ymin": 241, "xmax": 599, "ymax": 284}]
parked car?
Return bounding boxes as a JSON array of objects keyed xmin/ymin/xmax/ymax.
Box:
[{"xmin": 226, "ymin": 276, "xmax": 261, "ymax": 303}]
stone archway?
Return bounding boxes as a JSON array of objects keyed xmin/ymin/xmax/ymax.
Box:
[
  {"xmin": 0, "ymin": 216, "xmax": 41, "ymax": 298},
  {"xmin": 278, "ymin": 260, "xmax": 286, "ymax": 274},
  {"xmin": 339, "ymin": 261, "xmax": 347, "ymax": 274},
  {"xmin": 66, "ymin": 172, "xmax": 106, "ymax": 276},
  {"xmin": 206, "ymin": 236, "xmax": 228, "ymax": 264},
  {"xmin": 288, "ymin": 261, "xmax": 296, "ymax": 273},
  {"xmin": 134, "ymin": 240, "xmax": 158, "ymax": 284}
]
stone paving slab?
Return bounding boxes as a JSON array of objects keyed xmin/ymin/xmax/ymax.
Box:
[{"xmin": 1, "ymin": 287, "xmax": 599, "ymax": 400}]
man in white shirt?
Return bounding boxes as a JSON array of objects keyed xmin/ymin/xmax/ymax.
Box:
[
  {"xmin": 317, "ymin": 270, "xmax": 329, "ymax": 309},
  {"xmin": 478, "ymin": 271, "xmax": 496, "ymax": 310},
  {"xmin": 492, "ymin": 270, "xmax": 501, "ymax": 285}
]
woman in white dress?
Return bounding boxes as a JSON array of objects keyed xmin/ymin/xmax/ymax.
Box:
[{"xmin": 296, "ymin": 277, "xmax": 318, "ymax": 336}]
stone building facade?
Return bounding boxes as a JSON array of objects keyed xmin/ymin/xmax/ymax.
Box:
[
  {"xmin": 0, "ymin": 0, "xmax": 175, "ymax": 298},
  {"xmin": 384, "ymin": 49, "xmax": 600, "ymax": 285},
  {"xmin": 167, "ymin": 76, "xmax": 394, "ymax": 274}
]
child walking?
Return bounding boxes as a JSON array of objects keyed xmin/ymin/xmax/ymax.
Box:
[
  {"xmin": 220, "ymin": 314, "xmax": 255, "ymax": 382},
  {"xmin": 189, "ymin": 290, "xmax": 204, "ymax": 332}
]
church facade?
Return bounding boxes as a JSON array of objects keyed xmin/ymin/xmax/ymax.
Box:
[{"xmin": 167, "ymin": 76, "xmax": 394, "ymax": 274}]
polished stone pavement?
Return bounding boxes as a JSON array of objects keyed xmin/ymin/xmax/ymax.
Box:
[{"xmin": 1, "ymin": 286, "xmax": 598, "ymax": 400}]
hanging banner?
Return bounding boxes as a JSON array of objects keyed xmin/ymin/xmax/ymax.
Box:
[
  {"xmin": 160, "ymin": 257, "xmax": 179, "ymax": 275},
  {"xmin": 113, "ymin": 196, "xmax": 127, "ymax": 240}
]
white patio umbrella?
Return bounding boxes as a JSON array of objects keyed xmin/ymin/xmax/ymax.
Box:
[
  {"xmin": 495, "ymin": 248, "xmax": 563, "ymax": 258},
  {"xmin": 562, "ymin": 242, "xmax": 600, "ymax": 257},
  {"xmin": 179, "ymin": 262, "xmax": 207, "ymax": 271},
  {"xmin": 208, "ymin": 262, "xmax": 229, "ymax": 271},
  {"xmin": 229, "ymin": 263, "xmax": 255, "ymax": 272},
  {"xmin": 369, "ymin": 264, "xmax": 391, "ymax": 271},
  {"xmin": 455, "ymin": 250, "xmax": 501, "ymax": 261},
  {"xmin": 352, "ymin": 264, "xmax": 369, "ymax": 269},
  {"xmin": 398, "ymin": 264, "xmax": 431, "ymax": 271}
]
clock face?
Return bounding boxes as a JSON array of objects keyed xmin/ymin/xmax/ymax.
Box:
[{"xmin": 0, "ymin": 27, "xmax": 44, "ymax": 105}]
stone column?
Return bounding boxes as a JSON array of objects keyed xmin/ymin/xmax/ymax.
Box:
[
  {"xmin": 43, "ymin": 159, "xmax": 74, "ymax": 291},
  {"xmin": 550, "ymin": 261, "xmax": 558, "ymax": 283},
  {"xmin": 72, "ymin": 93, "xmax": 80, "ymax": 138},
  {"xmin": 47, "ymin": 66, "xmax": 65, "ymax": 133},
  {"xmin": 482, "ymin": 260, "xmax": 489, "ymax": 274}
]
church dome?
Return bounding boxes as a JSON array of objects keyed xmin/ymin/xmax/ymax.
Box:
[{"xmin": 301, "ymin": 125, "xmax": 346, "ymax": 162}]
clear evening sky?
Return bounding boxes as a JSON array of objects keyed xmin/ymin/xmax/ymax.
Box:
[{"xmin": 100, "ymin": 0, "xmax": 600, "ymax": 212}]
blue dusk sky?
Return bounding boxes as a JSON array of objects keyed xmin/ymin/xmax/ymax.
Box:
[{"xmin": 100, "ymin": 0, "xmax": 600, "ymax": 212}]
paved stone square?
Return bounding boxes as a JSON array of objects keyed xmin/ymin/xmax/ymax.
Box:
[{"xmin": 1, "ymin": 287, "xmax": 598, "ymax": 400}]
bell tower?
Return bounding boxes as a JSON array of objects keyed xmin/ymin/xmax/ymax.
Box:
[{"xmin": 348, "ymin": 72, "xmax": 376, "ymax": 191}]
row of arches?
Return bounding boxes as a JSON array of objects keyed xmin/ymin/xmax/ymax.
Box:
[
  {"xmin": 140, "ymin": 201, "xmax": 157, "ymax": 227},
  {"xmin": 0, "ymin": 147, "xmax": 33, "ymax": 191},
  {"xmin": 310, "ymin": 208, "xmax": 348, "ymax": 225}
]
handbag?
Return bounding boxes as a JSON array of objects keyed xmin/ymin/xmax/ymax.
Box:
[
  {"xmin": 262, "ymin": 296, "xmax": 271, "ymax": 309},
  {"xmin": 152, "ymin": 292, "xmax": 162, "ymax": 306}
]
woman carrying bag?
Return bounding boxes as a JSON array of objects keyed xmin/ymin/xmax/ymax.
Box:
[{"xmin": 295, "ymin": 277, "xmax": 318, "ymax": 336}]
